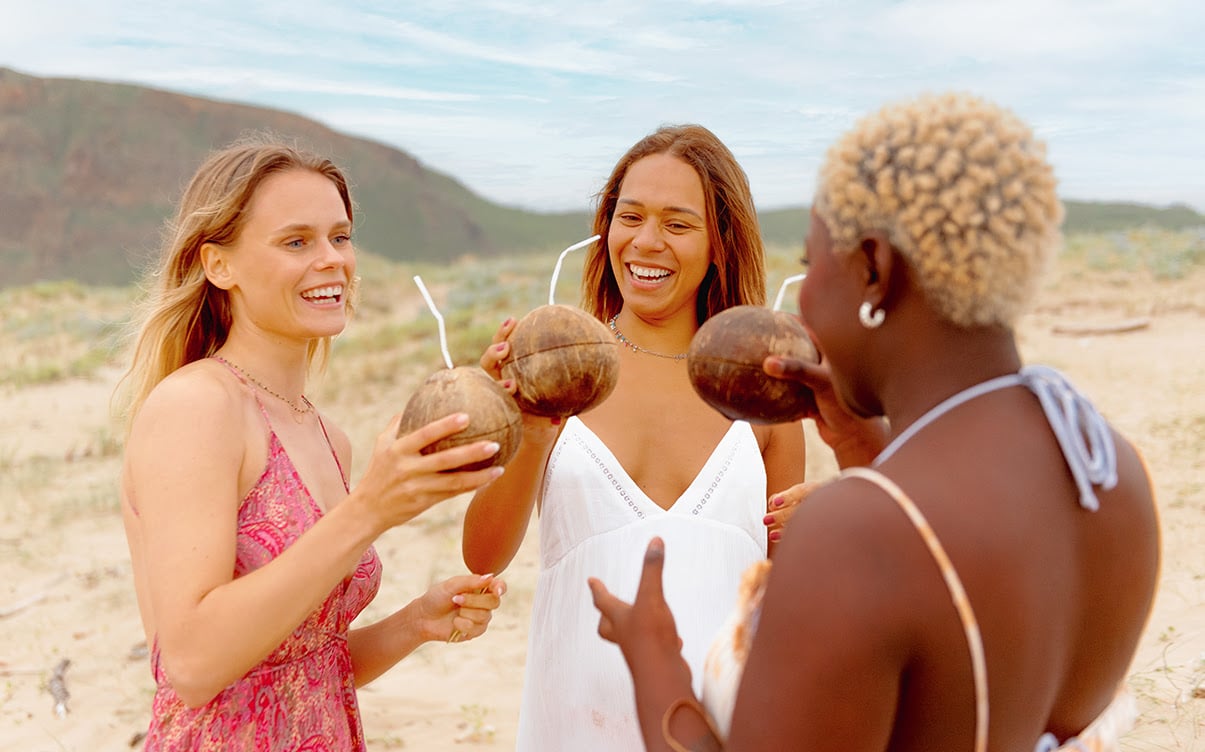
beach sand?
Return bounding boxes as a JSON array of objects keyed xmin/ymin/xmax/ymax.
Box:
[{"xmin": 1, "ymin": 262, "xmax": 1201, "ymax": 751}]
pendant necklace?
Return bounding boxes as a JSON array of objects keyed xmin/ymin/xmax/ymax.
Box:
[
  {"xmin": 214, "ymin": 356, "xmax": 315, "ymax": 422},
  {"xmin": 608, "ymin": 315, "xmax": 688, "ymax": 361}
]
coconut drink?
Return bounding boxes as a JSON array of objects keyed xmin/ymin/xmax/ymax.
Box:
[
  {"xmin": 398, "ymin": 365, "xmax": 522, "ymax": 471},
  {"xmin": 398, "ymin": 277, "xmax": 522, "ymax": 471},
  {"xmin": 687, "ymin": 274, "xmax": 818, "ymax": 424},
  {"xmin": 500, "ymin": 236, "xmax": 620, "ymax": 417}
]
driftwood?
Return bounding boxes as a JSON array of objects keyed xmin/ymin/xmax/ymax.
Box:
[
  {"xmin": 1052, "ymin": 317, "xmax": 1151, "ymax": 336},
  {"xmin": 48, "ymin": 658, "xmax": 70, "ymax": 718}
]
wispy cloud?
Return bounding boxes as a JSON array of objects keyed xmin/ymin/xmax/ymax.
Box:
[{"xmin": 2, "ymin": 1, "xmax": 1202, "ymax": 211}]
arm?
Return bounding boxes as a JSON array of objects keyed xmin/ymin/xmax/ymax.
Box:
[
  {"xmin": 349, "ymin": 573, "xmax": 505, "ymax": 686},
  {"xmin": 462, "ymin": 319, "xmax": 564, "ymax": 574},
  {"xmin": 127, "ymin": 371, "xmax": 502, "ymax": 707}
]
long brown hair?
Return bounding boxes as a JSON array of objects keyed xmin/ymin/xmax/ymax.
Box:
[
  {"xmin": 581, "ymin": 124, "xmax": 766, "ymax": 324},
  {"xmin": 114, "ymin": 134, "xmax": 354, "ymax": 432}
]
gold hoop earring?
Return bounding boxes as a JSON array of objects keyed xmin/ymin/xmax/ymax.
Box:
[{"xmin": 859, "ymin": 301, "xmax": 885, "ymax": 329}]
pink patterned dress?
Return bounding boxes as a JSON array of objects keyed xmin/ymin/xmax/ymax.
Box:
[{"xmin": 142, "ymin": 392, "xmax": 382, "ymax": 751}]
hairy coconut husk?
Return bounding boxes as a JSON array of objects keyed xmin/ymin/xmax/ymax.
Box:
[
  {"xmin": 501, "ymin": 304, "xmax": 621, "ymax": 417},
  {"xmin": 398, "ymin": 366, "xmax": 522, "ymax": 471},
  {"xmin": 688, "ymin": 305, "xmax": 819, "ymax": 424}
]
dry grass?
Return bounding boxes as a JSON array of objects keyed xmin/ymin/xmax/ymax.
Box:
[{"xmin": 0, "ymin": 231, "xmax": 1201, "ymax": 750}]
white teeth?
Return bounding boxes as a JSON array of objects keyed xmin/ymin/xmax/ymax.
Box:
[
  {"xmin": 629, "ymin": 264, "xmax": 671, "ymax": 280},
  {"xmin": 302, "ymin": 285, "xmax": 343, "ymax": 300}
]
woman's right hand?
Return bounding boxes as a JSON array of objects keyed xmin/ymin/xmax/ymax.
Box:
[
  {"xmin": 763, "ymin": 355, "xmax": 888, "ymax": 468},
  {"xmin": 480, "ymin": 317, "xmax": 563, "ymax": 447},
  {"xmin": 354, "ymin": 412, "xmax": 504, "ymax": 531}
]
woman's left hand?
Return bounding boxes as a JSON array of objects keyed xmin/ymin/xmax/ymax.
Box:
[
  {"xmin": 418, "ymin": 573, "xmax": 506, "ymax": 643},
  {"xmin": 765, "ymin": 481, "xmax": 819, "ymax": 544}
]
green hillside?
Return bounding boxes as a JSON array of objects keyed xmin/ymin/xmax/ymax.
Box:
[{"xmin": 0, "ymin": 67, "xmax": 591, "ymax": 288}]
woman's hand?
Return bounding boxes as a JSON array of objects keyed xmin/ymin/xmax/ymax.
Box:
[
  {"xmin": 417, "ymin": 573, "xmax": 506, "ymax": 644},
  {"xmin": 353, "ymin": 412, "xmax": 504, "ymax": 531},
  {"xmin": 764, "ymin": 481, "xmax": 819, "ymax": 544},
  {"xmin": 763, "ymin": 355, "xmax": 889, "ymax": 468},
  {"xmin": 589, "ymin": 538, "xmax": 689, "ymax": 681},
  {"xmin": 480, "ymin": 317, "xmax": 563, "ymax": 447}
]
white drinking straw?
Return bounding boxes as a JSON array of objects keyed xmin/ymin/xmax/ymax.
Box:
[
  {"xmin": 413, "ymin": 275, "xmax": 454, "ymax": 369},
  {"xmin": 772, "ymin": 273, "xmax": 807, "ymax": 312},
  {"xmin": 548, "ymin": 235, "xmax": 601, "ymax": 305}
]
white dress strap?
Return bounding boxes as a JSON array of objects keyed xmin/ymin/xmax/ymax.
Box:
[{"xmin": 842, "ymin": 466, "xmax": 989, "ymax": 752}]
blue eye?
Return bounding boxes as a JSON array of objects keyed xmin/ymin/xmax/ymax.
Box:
[{"xmin": 286, "ymin": 238, "xmax": 306, "ymax": 249}]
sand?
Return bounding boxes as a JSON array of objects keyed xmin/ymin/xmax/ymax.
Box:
[{"xmin": 1, "ymin": 263, "xmax": 1202, "ymax": 751}]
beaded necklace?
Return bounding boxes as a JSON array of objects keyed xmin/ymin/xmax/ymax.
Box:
[
  {"xmin": 214, "ymin": 356, "xmax": 314, "ymax": 421},
  {"xmin": 607, "ymin": 315, "xmax": 688, "ymax": 362}
]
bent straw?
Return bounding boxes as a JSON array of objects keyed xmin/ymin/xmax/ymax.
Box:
[
  {"xmin": 772, "ymin": 273, "xmax": 807, "ymax": 312},
  {"xmin": 548, "ymin": 235, "xmax": 602, "ymax": 305},
  {"xmin": 413, "ymin": 275, "xmax": 454, "ymax": 369}
]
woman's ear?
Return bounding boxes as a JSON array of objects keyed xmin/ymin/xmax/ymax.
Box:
[
  {"xmin": 858, "ymin": 232, "xmax": 897, "ymax": 305},
  {"xmin": 200, "ymin": 242, "xmax": 235, "ymax": 290}
]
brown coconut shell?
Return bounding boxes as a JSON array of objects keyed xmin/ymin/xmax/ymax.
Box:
[
  {"xmin": 687, "ymin": 305, "xmax": 819, "ymax": 424},
  {"xmin": 500, "ymin": 304, "xmax": 621, "ymax": 417},
  {"xmin": 397, "ymin": 366, "xmax": 522, "ymax": 471}
]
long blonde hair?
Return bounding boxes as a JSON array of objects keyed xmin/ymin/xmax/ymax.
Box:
[
  {"xmin": 114, "ymin": 135, "xmax": 354, "ymax": 433},
  {"xmin": 582, "ymin": 124, "xmax": 767, "ymax": 325}
]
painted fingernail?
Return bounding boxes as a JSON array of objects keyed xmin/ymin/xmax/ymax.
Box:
[
  {"xmin": 501, "ymin": 380, "xmax": 514, "ymax": 390},
  {"xmin": 772, "ymin": 496, "xmax": 785, "ymax": 508},
  {"xmin": 494, "ymin": 343, "xmax": 506, "ymax": 352},
  {"xmin": 502, "ymin": 317, "xmax": 514, "ymax": 327},
  {"xmin": 763, "ymin": 514, "xmax": 775, "ymax": 526},
  {"xmin": 769, "ymin": 531, "xmax": 782, "ymax": 542},
  {"xmin": 484, "ymin": 442, "xmax": 500, "ymax": 455},
  {"xmin": 551, "ymin": 417, "xmax": 562, "ymax": 425},
  {"xmin": 490, "ymin": 466, "xmax": 505, "ymax": 478}
]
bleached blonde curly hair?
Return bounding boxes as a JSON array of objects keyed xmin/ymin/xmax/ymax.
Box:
[{"xmin": 814, "ymin": 92, "xmax": 1064, "ymax": 328}]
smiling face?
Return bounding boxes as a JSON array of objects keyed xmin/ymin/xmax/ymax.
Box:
[
  {"xmin": 214, "ymin": 168, "xmax": 355, "ymax": 343},
  {"xmin": 606, "ymin": 153, "xmax": 712, "ymax": 324}
]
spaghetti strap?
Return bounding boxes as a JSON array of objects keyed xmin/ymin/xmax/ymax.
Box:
[
  {"xmin": 316, "ymin": 414, "xmax": 349, "ymax": 493},
  {"xmin": 842, "ymin": 466, "xmax": 989, "ymax": 752},
  {"xmin": 212, "ymin": 356, "xmax": 274, "ymax": 425}
]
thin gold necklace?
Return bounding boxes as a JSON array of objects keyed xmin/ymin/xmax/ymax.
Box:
[
  {"xmin": 215, "ymin": 356, "xmax": 314, "ymax": 420},
  {"xmin": 607, "ymin": 315, "xmax": 688, "ymax": 361}
]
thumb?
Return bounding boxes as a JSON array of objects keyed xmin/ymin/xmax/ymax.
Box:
[{"xmin": 635, "ymin": 537, "xmax": 667, "ymax": 604}]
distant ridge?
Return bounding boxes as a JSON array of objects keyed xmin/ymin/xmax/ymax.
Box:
[
  {"xmin": 0, "ymin": 66, "xmax": 589, "ymax": 288},
  {"xmin": 1, "ymin": 66, "xmax": 1200, "ymax": 288}
]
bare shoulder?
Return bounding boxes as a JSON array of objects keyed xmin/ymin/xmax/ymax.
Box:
[
  {"xmin": 770, "ymin": 473, "xmax": 937, "ymax": 622},
  {"xmin": 128, "ymin": 359, "xmax": 246, "ymax": 453}
]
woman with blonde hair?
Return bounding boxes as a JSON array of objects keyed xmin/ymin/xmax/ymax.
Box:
[
  {"xmin": 463, "ymin": 124, "xmax": 843, "ymax": 750},
  {"xmin": 116, "ymin": 136, "xmax": 507, "ymax": 750},
  {"xmin": 592, "ymin": 93, "xmax": 1160, "ymax": 751}
]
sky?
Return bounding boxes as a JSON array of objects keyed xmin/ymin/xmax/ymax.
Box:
[{"xmin": 2, "ymin": 0, "xmax": 1203, "ymax": 213}]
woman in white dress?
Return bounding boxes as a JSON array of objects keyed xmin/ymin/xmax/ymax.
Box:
[
  {"xmin": 590, "ymin": 92, "xmax": 1160, "ymax": 752},
  {"xmin": 463, "ymin": 124, "xmax": 880, "ymax": 751}
]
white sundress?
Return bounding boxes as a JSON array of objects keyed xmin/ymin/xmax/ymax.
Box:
[{"xmin": 516, "ymin": 416, "xmax": 769, "ymax": 752}]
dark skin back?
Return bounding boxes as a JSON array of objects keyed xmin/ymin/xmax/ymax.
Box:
[{"xmin": 589, "ymin": 213, "xmax": 1160, "ymax": 750}]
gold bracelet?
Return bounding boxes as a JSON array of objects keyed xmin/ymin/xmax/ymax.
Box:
[{"xmin": 661, "ymin": 696, "xmax": 724, "ymax": 752}]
